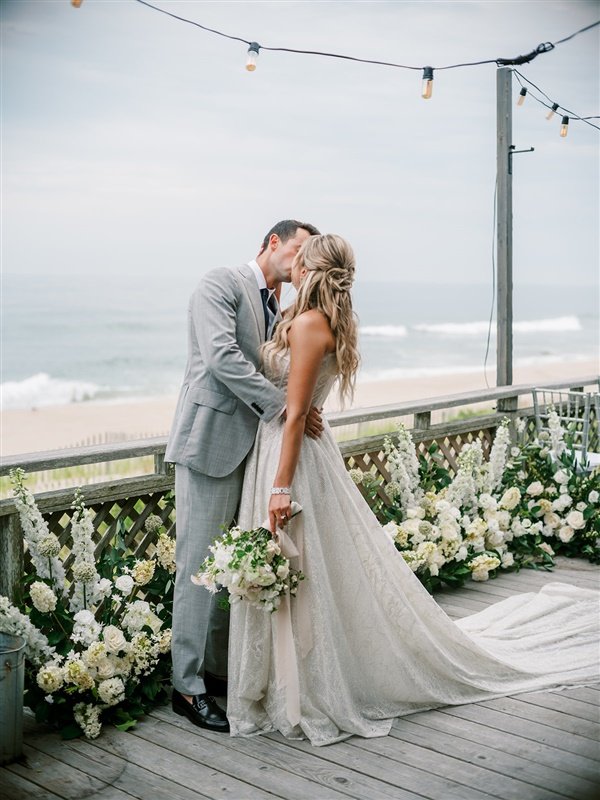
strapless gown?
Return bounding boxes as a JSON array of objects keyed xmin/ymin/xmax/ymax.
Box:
[{"xmin": 227, "ymin": 352, "xmax": 600, "ymax": 746}]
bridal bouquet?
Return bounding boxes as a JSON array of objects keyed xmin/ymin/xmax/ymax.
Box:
[{"xmin": 192, "ymin": 503, "xmax": 305, "ymax": 612}]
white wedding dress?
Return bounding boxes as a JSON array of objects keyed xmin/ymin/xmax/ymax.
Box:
[{"xmin": 227, "ymin": 352, "xmax": 600, "ymax": 746}]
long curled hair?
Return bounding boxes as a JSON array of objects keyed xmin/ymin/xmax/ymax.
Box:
[{"xmin": 263, "ymin": 233, "xmax": 360, "ymax": 404}]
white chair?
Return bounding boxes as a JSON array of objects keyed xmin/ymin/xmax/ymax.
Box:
[{"xmin": 532, "ymin": 388, "xmax": 600, "ymax": 471}]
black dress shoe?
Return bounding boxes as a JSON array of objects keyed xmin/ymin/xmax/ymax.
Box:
[
  {"xmin": 204, "ymin": 671, "xmax": 228, "ymax": 697},
  {"xmin": 172, "ymin": 688, "xmax": 230, "ymax": 732}
]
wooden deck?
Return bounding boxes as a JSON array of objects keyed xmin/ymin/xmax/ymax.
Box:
[{"xmin": 2, "ymin": 557, "xmax": 599, "ymax": 800}]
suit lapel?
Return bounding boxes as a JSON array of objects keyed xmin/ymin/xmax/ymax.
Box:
[{"xmin": 238, "ymin": 264, "xmax": 266, "ymax": 343}]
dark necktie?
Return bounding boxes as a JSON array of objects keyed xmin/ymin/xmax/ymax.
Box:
[{"xmin": 260, "ymin": 288, "xmax": 277, "ymax": 337}]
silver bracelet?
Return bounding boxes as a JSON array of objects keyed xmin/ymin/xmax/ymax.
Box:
[{"xmin": 271, "ymin": 487, "xmax": 291, "ymax": 495}]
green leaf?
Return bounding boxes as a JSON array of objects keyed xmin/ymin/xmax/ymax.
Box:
[
  {"xmin": 60, "ymin": 722, "xmax": 83, "ymax": 740},
  {"xmin": 115, "ymin": 719, "xmax": 138, "ymax": 732}
]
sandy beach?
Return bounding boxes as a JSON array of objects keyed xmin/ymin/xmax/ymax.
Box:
[{"xmin": 2, "ymin": 358, "xmax": 597, "ymax": 458}]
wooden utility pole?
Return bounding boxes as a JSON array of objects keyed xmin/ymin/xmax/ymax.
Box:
[{"xmin": 496, "ymin": 68, "xmax": 513, "ymax": 386}]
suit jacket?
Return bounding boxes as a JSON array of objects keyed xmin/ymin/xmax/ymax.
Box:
[{"xmin": 165, "ymin": 264, "xmax": 286, "ymax": 477}]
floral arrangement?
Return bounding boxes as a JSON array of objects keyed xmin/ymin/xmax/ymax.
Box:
[
  {"xmin": 192, "ymin": 503, "xmax": 304, "ymax": 612},
  {"xmin": 351, "ymin": 411, "xmax": 600, "ymax": 592},
  {"xmin": 0, "ymin": 469, "xmax": 176, "ymax": 739}
]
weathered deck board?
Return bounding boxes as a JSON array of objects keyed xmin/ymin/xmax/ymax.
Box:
[{"xmin": 2, "ymin": 556, "xmax": 599, "ymax": 800}]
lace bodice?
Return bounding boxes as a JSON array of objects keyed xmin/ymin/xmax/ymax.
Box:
[{"xmin": 264, "ymin": 351, "xmax": 338, "ymax": 409}]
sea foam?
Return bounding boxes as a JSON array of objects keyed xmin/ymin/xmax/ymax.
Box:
[{"xmin": 1, "ymin": 373, "xmax": 102, "ymax": 410}]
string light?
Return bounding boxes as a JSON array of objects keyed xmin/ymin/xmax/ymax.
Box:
[
  {"xmin": 246, "ymin": 42, "xmax": 260, "ymax": 72},
  {"xmin": 421, "ymin": 67, "xmax": 434, "ymax": 99},
  {"xmin": 560, "ymin": 116, "xmax": 570, "ymax": 138},
  {"xmin": 513, "ymin": 70, "xmax": 599, "ymax": 132},
  {"xmin": 70, "ymin": 2, "xmax": 599, "ymax": 135}
]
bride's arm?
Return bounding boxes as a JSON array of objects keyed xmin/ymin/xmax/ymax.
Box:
[{"xmin": 268, "ymin": 310, "xmax": 334, "ymax": 532}]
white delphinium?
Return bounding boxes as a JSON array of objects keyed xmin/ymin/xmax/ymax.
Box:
[
  {"xmin": 446, "ymin": 442, "xmax": 484, "ymax": 515},
  {"xmin": 71, "ymin": 609, "xmax": 101, "ymax": 646},
  {"xmin": 383, "ymin": 424, "xmax": 423, "ymax": 517},
  {"xmin": 547, "ymin": 407, "xmax": 566, "ymax": 458},
  {"xmin": 10, "ymin": 469, "xmax": 66, "ymax": 593},
  {"xmin": 74, "ymin": 703, "xmax": 102, "ymax": 739},
  {"xmin": 69, "ymin": 491, "xmax": 103, "ymax": 613},
  {"xmin": 0, "ymin": 596, "xmax": 55, "ymax": 666},
  {"xmin": 30, "ymin": 582, "xmax": 58, "ymax": 613},
  {"xmin": 486, "ymin": 419, "xmax": 511, "ymax": 491}
]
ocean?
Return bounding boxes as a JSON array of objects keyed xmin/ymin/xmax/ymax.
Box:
[{"xmin": 2, "ymin": 273, "xmax": 598, "ymax": 410}]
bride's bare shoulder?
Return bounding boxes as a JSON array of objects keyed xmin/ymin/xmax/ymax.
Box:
[{"xmin": 289, "ymin": 310, "xmax": 335, "ymax": 353}]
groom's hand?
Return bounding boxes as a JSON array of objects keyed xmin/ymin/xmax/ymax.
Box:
[{"xmin": 305, "ymin": 406, "xmax": 324, "ymax": 439}]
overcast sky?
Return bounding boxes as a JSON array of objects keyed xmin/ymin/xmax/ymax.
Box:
[{"xmin": 1, "ymin": 0, "xmax": 598, "ymax": 285}]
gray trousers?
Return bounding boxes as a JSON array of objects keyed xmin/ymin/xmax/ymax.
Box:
[{"xmin": 172, "ymin": 461, "xmax": 245, "ymax": 695}]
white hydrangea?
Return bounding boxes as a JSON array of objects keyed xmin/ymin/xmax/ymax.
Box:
[
  {"xmin": 98, "ymin": 676, "xmax": 125, "ymax": 706},
  {"xmin": 30, "ymin": 582, "xmax": 58, "ymax": 613},
  {"xmin": 155, "ymin": 534, "xmax": 176, "ymax": 574},
  {"xmin": 36, "ymin": 662, "xmax": 64, "ymax": 693},
  {"xmin": 121, "ymin": 600, "xmax": 162, "ymax": 634}
]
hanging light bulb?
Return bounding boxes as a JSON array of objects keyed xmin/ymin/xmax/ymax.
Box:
[
  {"xmin": 71, "ymin": 0, "xmax": 83, "ymax": 6},
  {"xmin": 560, "ymin": 116, "xmax": 569, "ymax": 138},
  {"xmin": 421, "ymin": 67, "xmax": 434, "ymax": 100},
  {"xmin": 246, "ymin": 42, "xmax": 260, "ymax": 72},
  {"xmin": 546, "ymin": 103, "xmax": 559, "ymax": 121},
  {"xmin": 517, "ymin": 87, "xmax": 527, "ymax": 106}
]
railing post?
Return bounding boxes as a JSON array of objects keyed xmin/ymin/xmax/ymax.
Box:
[
  {"xmin": 154, "ymin": 453, "xmax": 171, "ymax": 476},
  {"xmin": 0, "ymin": 514, "xmax": 24, "ymax": 604},
  {"xmin": 497, "ymin": 395, "xmax": 519, "ymax": 443},
  {"xmin": 414, "ymin": 411, "xmax": 432, "ymax": 432}
]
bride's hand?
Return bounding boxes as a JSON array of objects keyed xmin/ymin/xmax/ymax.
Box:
[{"xmin": 269, "ymin": 494, "xmax": 292, "ymax": 534}]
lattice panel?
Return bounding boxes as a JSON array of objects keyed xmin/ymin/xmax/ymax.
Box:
[
  {"xmin": 27, "ymin": 491, "xmax": 176, "ymax": 583},
  {"xmin": 343, "ymin": 426, "xmax": 499, "ymax": 506}
]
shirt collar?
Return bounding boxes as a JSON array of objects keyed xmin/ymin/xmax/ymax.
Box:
[{"xmin": 248, "ymin": 260, "xmax": 275, "ymax": 296}]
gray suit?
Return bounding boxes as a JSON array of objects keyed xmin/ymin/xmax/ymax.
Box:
[{"xmin": 166, "ymin": 263, "xmax": 285, "ymax": 695}]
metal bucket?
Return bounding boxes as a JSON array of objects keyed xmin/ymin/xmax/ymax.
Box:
[{"xmin": 0, "ymin": 633, "xmax": 25, "ymax": 764}]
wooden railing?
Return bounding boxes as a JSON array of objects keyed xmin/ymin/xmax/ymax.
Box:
[{"xmin": 1, "ymin": 376, "xmax": 597, "ymax": 603}]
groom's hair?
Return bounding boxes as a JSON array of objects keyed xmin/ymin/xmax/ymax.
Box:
[{"xmin": 259, "ymin": 220, "xmax": 320, "ymax": 254}]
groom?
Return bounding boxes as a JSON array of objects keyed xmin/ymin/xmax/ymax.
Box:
[{"xmin": 165, "ymin": 219, "xmax": 322, "ymax": 731}]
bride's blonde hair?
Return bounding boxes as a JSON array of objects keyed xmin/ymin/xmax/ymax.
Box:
[{"xmin": 263, "ymin": 233, "xmax": 360, "ymax": 403}]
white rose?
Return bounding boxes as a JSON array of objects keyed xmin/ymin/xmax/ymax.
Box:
[
  {"xmin": 542, "ymin": 512, "xmax": 560, "ymax": 529},
  {"xmin": 565, "ymin": 510, "xmax": 585, "ymax": 530},
  {"xmin": 554, "ymin": 469, "xmax": 569, "ymax": 485},
  {"xmin": 526, "ymin": 481, "xmax": 544, "ymax": 497},
  {"xmin": 499, "ymin": 487, "xmax": 521, "ymax": 511},
  {"xmin": 521, "ymin": 518, "xmax": 532, "ymax": 529},
  {"xmin": 114, "ymin": 575, "xmax": 134, "ymax": 594},
  {"xmin": 588, "ymin": 490, "xmax": 599, "ymax": 504},
  {"xmin": 501, "ymin": 552, "xmax": 514, "ymax": 568},
  {"xmin": 558, "ymin": 526, "xmax": 575, "ymax": 543},
  {"xmin": 471, "ymin": 568, "xmax": 490, "ymax": 582},
  {"xmin": 103, "ymin": 625, "xmax": 127, "ymax": 653}
]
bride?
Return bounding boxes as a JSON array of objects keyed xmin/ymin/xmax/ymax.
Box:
[{"xmin": 227, "ymin": 233, "xmax": 599, "ymax": 746}]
